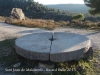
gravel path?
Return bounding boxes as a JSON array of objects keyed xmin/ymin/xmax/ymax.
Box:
[{"xmin": 0, "ymin": 22, "xmax": 100, "ymax": 50}]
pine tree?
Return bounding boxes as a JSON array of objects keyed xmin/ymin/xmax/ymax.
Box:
[{"xmin": 84, "ymin": 0, "xmax": 100, "ymax": 15}]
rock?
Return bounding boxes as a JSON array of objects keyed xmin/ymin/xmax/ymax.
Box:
[
  {"xmin": 38, "ymin": 61, "xmax": 55, "ymax": 69},
  {"xmin": 94, "ymin": 60, "xmax": 99, "ymax": 63},
  {"xmin": 11, "ymin": 8, "xmax": 25, "ymax": 20},
  {"xmin": 89, "ymin": 60, "xmax": 93, "ymax": 62},
  {"xmin": 13, "ymin": 63, "xmax": 21, "ymax": 68},
  {"xmin": 80, "ymin": 47, "xmax": 93, "ymax": 60},
  {"xmin": 76, "ymin": 65, "xmax": 85, "ymax": 72}
]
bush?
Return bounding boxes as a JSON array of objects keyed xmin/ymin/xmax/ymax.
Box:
[{"xmin": 73, "ymin": 13, "xmax": 85, "ymax": 21}]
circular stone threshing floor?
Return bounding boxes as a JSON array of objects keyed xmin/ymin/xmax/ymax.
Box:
[{"xmin": 15, "ymin": 32, "xmax": 91, "ymax": 62}]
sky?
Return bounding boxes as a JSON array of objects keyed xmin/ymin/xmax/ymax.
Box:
[{"xmin": 34, "ymin": 0, "xmax": 85, "ymax": 5}]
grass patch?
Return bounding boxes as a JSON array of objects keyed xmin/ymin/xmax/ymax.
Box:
[{"xmin": 0, "ymin": 38, "xmax": 100, "ymax": 75}]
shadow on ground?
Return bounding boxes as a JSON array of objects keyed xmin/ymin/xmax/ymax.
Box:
[
  {"xmin": 18, "ymin": 29, "xmax": 49, "ymax": 34},
  {"xmin": 85, "ymin": 31, "xmax": 100, "ymax": 36}
]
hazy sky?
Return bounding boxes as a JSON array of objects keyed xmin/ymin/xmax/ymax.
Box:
[{"xmin": 34, "ymin": 0, "xmax": 84, "ymax": 4}]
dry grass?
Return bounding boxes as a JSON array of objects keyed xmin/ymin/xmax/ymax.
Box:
[
  {"xmin": 5, "ymin": 17, "xmax": 100, "ymax": 30},
  {"xmin": 5, "ymin": 18, "xmax": 60, "ymax": 30},
  {"xmin": 0, "ymin": 16, "xmax": 5, "ymax": 21},
  {"xmin": 69, "ymin": 20, "xmax": 100, "ymax": 30},
  {"xmin": 5, "ymin": 17, "xmax": 71, "ymax": 30}
]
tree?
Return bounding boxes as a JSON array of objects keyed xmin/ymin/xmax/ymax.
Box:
[
  {"xmin": 28, "ymin": 0, "xmax": 34, "ymax": 2},
  {"xmin": 84, "ymin": 0, "xmax": 100, "ymax": 15},
  {"xmin": 73, "ymin": 13, "xmax": 85, "ymax": 21}
]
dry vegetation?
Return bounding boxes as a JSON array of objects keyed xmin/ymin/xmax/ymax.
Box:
[
  {"xmin": 5, "ymin": 18, "xmax": 60, "ymax": 30},
  {"xmin": 70, "ymin": 20, "xmax": 100, "ymax": 30},
  {"xmin": 0, "ymin": 16, "xmax": 5, "ymax": 21},
  {"xmin": 5, "ymin": 17, "xmax": 100, "ymax": 30}
]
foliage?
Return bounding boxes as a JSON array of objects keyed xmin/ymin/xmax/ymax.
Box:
[
  {"xmin": 73, "ymin": 13, "xmax": 85, "ymax": 21},
  {"xmin": 84, "ymin": 0, "xmax": 100, "ymax": 15}
]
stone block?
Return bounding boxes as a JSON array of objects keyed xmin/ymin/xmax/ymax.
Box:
[
  {"xmin": 50, "ymin": 32, "xmax": 91, "ymax": 62},
  {"xmin": 15, "ymin": 32, "xmax": 91, "ymax": 62}
]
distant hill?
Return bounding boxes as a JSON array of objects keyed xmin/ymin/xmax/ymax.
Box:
[{"xmin": 46, "ymin": 4, "xmax": 90, "ymax": 13}]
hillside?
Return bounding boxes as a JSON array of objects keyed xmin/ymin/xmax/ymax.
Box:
[
  {"xmin": 46, "ymin": 4, "xmax": 90, "ymax": 13},
  {"xmin": 0, "ymin": 0, "xmax": 99, "ymax": 22},
  {"xmin": 0, "ymin": 0, "xmax": 73, "ymax": 21}
]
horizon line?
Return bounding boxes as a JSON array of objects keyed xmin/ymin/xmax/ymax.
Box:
[{"xmin": 43, "ymin": 3, "xmax": 85, "ymax": 5}]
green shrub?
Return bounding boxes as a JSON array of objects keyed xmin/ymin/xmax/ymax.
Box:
[{"xmin": 73, "ymin": 13, "xmax": 85, "ymax": 21}]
